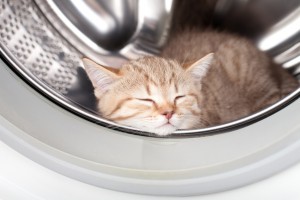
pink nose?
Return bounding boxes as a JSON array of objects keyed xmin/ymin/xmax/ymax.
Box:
[{"xmin": 163, "ymin": 111, "xmax": 173, "ymax": 120}]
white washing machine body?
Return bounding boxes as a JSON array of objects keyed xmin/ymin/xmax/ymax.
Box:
[
  {"xmin": 2, "ymin": 58, "xmax": 300, "ymax": 198},
  {"xmin": 2, "ymin": 139, "xmax": 300, "ymax": 200},
  {"xmin": 1, "ymin": 0, "xmax": 300, "ymax": 198}
]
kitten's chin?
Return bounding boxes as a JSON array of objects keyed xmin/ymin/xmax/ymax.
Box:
[{"xmin": 148, "ymin": 124, "xmax": 177, "ymax": 136}]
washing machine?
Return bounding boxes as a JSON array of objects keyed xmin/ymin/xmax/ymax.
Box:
[{"xmin": 1, "ymin": 0, "xmax": 300, "ymax": 199}]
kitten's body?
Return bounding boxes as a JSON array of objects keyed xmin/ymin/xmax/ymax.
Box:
[
  {"xmin": 161, "ymin": 30, "xmax": 298, "ymax": 126},
  {"xmin": 83, "ymin": 30, "xmax": 298, "ymax": 135}
]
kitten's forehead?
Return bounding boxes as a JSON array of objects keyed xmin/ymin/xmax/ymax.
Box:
[
  {"xmin": 117, "ymin": 56, "xmax": 194, "ymax": 100},
  {"xmin": 123, "ymin": 57, "xmax": 184, "ymax": 82}
]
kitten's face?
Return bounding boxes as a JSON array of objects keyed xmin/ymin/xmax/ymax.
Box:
[{"xmin": 83, "ymin": 54, "xmax": 213, "ymax": 136}]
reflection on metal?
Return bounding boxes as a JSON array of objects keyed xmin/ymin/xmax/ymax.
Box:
[
  {"xmin": 47, "ymin": 0, "xmax": 138, "ymax": 51},
  {"xmin": 214, "ymin": 0, "xmax": 300, "ymax": 74},
  {"xmin": 34, "ymin": 0, "xmax": 173, "ymax": 66},
  {"xmin": 257, "ymin": 7, "xmax": 300, "ymax": 73},
  {"xmin": 0, "ymin": 0, "xmax": 299, "ymax": 137},
  {"xmin": 257, "ymin": 7, "xmax": 300, "ymax": 53}
]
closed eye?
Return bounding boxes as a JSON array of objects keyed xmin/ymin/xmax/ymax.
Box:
[
  {"xmin": 136, "ymin": 98, "xmax": 155, "ymax": 103},
  {"xmin": 174, "ymin": 95, "xmax": 186, "ymax": 105},
  {"xmin": 175, "ymin": 95, "xmax": 185, "ymax": 101}
]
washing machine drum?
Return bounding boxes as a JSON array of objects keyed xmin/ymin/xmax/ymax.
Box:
[{"xmin": 1, "ymin": 0, "xmax": 300, "ymax": 196}]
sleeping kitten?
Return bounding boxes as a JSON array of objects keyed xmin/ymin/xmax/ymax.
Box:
[{"xmin": 82, "ymin": 30, "xmax": 298, "ymax": 136}]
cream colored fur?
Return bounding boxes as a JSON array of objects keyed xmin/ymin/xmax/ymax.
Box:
[
  {"xmin": 83, "ymin": 31, "xmax": 298, "ymax": 136},
  {"xmin": 83, "ymin": 54, "xmax": 213, "ymax": 135}
]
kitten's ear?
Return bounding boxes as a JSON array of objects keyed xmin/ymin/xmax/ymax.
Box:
[
  {"xmin": 82, "ymin": 58, "xmax": 120, "ymax": 94},
  {"xmin": 186, "ymin": 53, "xmax": 214, "ymax": 80}
]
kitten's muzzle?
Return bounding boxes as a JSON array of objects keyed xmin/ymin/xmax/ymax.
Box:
[{"xmin": 162, "ymin": 111, "xmax": 174, "ymax": 120}]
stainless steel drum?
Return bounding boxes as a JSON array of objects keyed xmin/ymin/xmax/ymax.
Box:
[
  {"xmin": 0, "ymin": 0, "xmax": 175, "ymax": 136},
  {"xmin": 1, "ymin": 0, "xmax": 300, "ymax": 196},
  {"xmin": 0, "ymin": 0, "xmax": 300, "ymax": 137}
]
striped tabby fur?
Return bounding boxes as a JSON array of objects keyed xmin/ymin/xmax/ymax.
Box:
[{"xmin": 83, "ymin": 30, "xmax": 298, "ymax": 135}]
